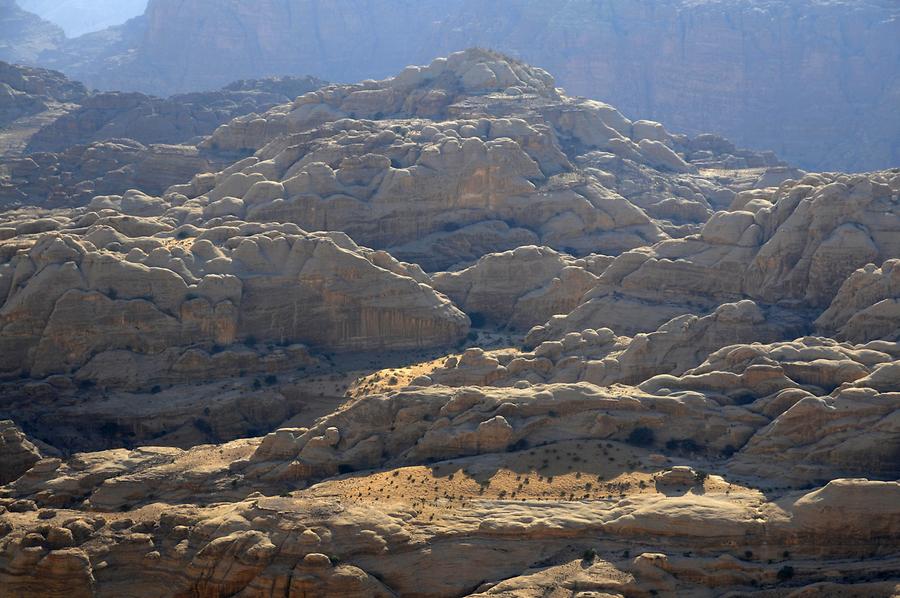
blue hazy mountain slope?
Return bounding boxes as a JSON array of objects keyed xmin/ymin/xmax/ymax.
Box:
[{"xmin": 17, "ymin": 0, "xmax": 146, "ymax": 38}]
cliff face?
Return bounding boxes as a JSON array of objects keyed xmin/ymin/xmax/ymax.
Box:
[{"xmin": 30, "ymin": 0, "xmax": 900, "ymax": 172}]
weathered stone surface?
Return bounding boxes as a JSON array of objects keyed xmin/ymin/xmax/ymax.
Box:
[
  {"xmin": 166, "ymin": 50, "xmax": 780, "ymax": 270},
  {"xmin": 0, "ymin": 49, "xmax": 897, "ymax": 597},
  {"xmin": 0, "ymin": 420, "xmax": 41, "ymax": 484},
  {"xmin": 0, "ymin": 218, "xmax": 467, "ymax": 387},
  {"xmin": 527, "ymin": 170, "xmax": 900, "ymax": 342},
  {"xmin": 19, "ymin": 0, "xmax": 899, "ymax": 171},
  {"xmin": 432, "ymin": 246, "xmax": 606, "ymax": 330},
  {"xmin": 816, "ymin": 259, "xmax": 900, "ymax": 343},
  {"xmin": 25, "ymin": 76, "xmax": 328, "ymax": 153}
]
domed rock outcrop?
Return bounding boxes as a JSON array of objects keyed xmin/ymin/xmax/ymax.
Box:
[
  {"xmin": 527, "ymin": 170, "xmax": 900, "ymax": 343},
  {"xmin": 0, "ymin": 214, "xmax": 468, "ymax": 387}
]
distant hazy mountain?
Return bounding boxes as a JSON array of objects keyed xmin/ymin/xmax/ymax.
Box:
[
  {"xmin": 8, "ymin": 0, "xmax": 900, "ymax": 172},
  {"xmin": 16, "ymin": 0, "xmax": 147, "ymax": 38},
  {"xmin": 0, "ymin": 0, "xmax": 64, "ymax": 63}
]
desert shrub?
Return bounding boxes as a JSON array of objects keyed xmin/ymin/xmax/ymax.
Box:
[
  {"xmin": 777, "ymin": 565, "xmax": 795, "ymax": 581},
  {"xmin": 626, "ymin": 427, "xmax": 655, "ymax": 447},
  {"xmin": 508, "ymin": 438, "xmax": 530, "ymax": 452},
  {"xmin": 99, "ymin": 422, "xmax": 119, "ymax": 437},
  {"xmin": 193, "ymin": 419, "xmax": 213, "ymax": 435},
  {"xmin": 665, "ymin": 438, "xmax": 701, "ymax": 452},
  {"xmin": 732, "ymin": 392, "xmax": 756, "ymax": 405},
  {"xmin": 264, "ymin": 374, "xmax": 278, "ymax": 385},
  {"xmin": 468, "ymin": 312, "xmax": 487, "ymax": 328}
]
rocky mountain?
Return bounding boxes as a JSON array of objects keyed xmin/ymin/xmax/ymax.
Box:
[
  {"xmin": 0, "ymin": 50, "xmax": 898, "ymax": 596},
  {"xmin": 0, "ymin": 61, "xmax": 86, "ymax": 128},
  {"xmin": 0, "ymin": 62, "xmax": 327, "ymax": 206},
  {"xmin": 16, "ymin": 0, "xmax": 146, "ymax": 38},
  {"xmin": 0, "ymin": 0, "xmax": 64, "ymax": 65},
  {"xmin": 13, "ymin": 0, "xmax": 899, "ymax": 172}
]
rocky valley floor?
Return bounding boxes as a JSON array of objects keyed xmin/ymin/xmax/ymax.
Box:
[{"xmin": 0, "ymin": 49, "xmax": 897, "ymax": 597}]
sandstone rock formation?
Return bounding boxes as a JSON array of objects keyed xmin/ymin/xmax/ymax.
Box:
[
  {"xmin": 0, "ymin": 420, "xmax": 41, "ymax": 484},
  {"xmin": 25, "ymin": 76, "xmax": 328, "ymax": 153},
  {"xmin": 431, "ymin": 246, "xmax": 608, "ymax": 330},
  {"xmin": 428, "ymin": 300, "xmax": 809, "ymax": 390},
  {"xmin": 162, "ymin": 49, "xmax": 779, "ymax": 270},
  {"xmin": 528, "ymin": 169, "xmax": 900, "ymax": 344},
  {"xmin": 1, "ymin": 366, "xmax": 897, "ymax": 595},
  {"xmin": 816, "ymin": 259, "xmax": 900, "ymax": 343},
  {"xmin": 0, "ymin": 61, "xmax": 86, "ymax": 128},
  {"xmin": 0, "ymin": 70, "xmax": 328, "ymax": 209},
  {"xmin": 16, "ymin": 0, "xmax": 899, "ymax": 171},
  {"xmin": 0, "ymin": 141, "xmax": 216, "ymax": 207},
  {"xmin": 0, "ymin": 50, "xmax": 897, "ymax": 596},
  {"xmin": 0, "ymin": 206, "xmax": 467, "ymax": 389}
]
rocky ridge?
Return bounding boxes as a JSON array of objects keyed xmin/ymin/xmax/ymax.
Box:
[
  {"xmin": 175, "ymin": 49, "xmax": 782, "ymax": 269},
  {"xmin": 0, "ymin": 50, "xmax": 897, "ymax": 596},
  {"xmin": 0, "ymin": 62, "xmax": 327, "ymax": 208},
  {"xmin": 11, "ymin": 0, "xmax": 899, "ymax": 172}
]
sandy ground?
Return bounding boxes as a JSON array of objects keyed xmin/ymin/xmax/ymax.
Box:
[{"xmin": 303, "ymin": 440, "xmax": 760, "ymax": 524}]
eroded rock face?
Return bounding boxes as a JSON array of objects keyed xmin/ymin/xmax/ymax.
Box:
[
  {"xmin": 430, "ymin": 300, "xmax": 809, "ymax": 389},
  {"xmin": 0, "ymin": 420, "xmax": 41, "ymax": 484},
  {"xmin": 21, "ymin": 0, "xmax": 899, "ymax": 171},
  {"xmin": 1, "ymin": 363, "xmax": 898, "ymax": 595},
  {"xmin": 0, "ymin": 212, "xmax": 467, "ymax": 386},
  {"xmin": 0, "ymin": 73, "xmax": 328, "ymax": 209},
  {"xmin": 816, "ymin": 259, "xmax": 900, "ymax": 343},
  {"xmin": 0, "ymin": 0, "xmax": 64, "ymax": 66},
  {"xmin": 0, "ymin": 140, "xmax": 217, "ymax": 208},
  {"xmin": 528, "ymin": 170, "xmax": 900, "ymax": 343},
  {"xmin": 0, "ymin": 61, "xmax": 86, "ymax": 128},
  {"xmin": 0, "ymin": 49, "xmax": 897, "ymax": 597},
  {"xmin": 25, "ymin": 76, "xmax": 328, "ymax": 153},
  {"xmin": 162, "ymin": 49, "xmax": 780, "ymax": 270},
  {"xmin": 431, "ymin": 246, "xmax": 607, "ymax": 330}
]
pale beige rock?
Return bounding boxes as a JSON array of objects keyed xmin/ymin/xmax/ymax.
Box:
[
  {"xmin": 432, "ymin": 246, "xmax": 603, "ymax": 330},
  {"xmin": 0, "ymin": 420, "xmax": 41, "ymax": 484},
  {"xmin": 527, "ymin": 171, "xmax": 900, "ymax": 342},
  {"xmin": 816, "ymin": 259, "xmax": 900, "ymax": 343},
  {"xmin": 0, "ymin": 223, "xmax": 468, "ymax": 386}
]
